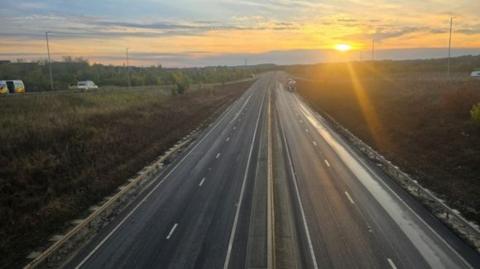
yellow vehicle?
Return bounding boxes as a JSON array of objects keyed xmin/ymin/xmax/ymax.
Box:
[
  {"xmin": 3, "ymin": 80, "xmax": 26, "ymax": 93},
  {"xmin": 0, "ymin": 81, "xmax": 8, "ymax": 94}
]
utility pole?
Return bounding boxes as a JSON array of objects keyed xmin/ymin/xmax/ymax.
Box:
[
  {"xmin": 45, "ymin": 32, "xmax": 54, "ymax": 90},
  {"xmin": 447, "ymin": 17, "xmax": 453, "ymax": 79},
  {"xmin": 126, "ymin": 48, "xmax": 131, "ymax": 89}
]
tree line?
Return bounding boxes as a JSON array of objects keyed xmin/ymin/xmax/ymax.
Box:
[{"xmin": 0, "ymin": 57, "xmax": 271, "ymax": 92}]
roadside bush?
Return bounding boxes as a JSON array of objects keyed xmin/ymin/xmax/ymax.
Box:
[{"xmin": 471, "ymin": 103, "xmax": 480, "ymax": 124}]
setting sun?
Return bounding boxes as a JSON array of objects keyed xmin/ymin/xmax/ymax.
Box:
[{"xmin": 335, "ymin": 44, "xmax": 352, "ymax": 52}]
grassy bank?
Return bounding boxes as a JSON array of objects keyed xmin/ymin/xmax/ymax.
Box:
[
  {"xmin": 292, "ymin": 61, "xmax": 480, "ymax": 226},
  {"xmin": 0, "ymin": 81, "xmax": 252, "ymax": 268}
]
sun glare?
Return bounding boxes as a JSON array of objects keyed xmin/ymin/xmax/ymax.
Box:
[{"xmin": 335, "ymin": 44, "xmax": 352, "ymax": 52}]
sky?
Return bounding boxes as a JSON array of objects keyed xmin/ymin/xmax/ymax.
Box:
[{"xmin": 0, "ymin": 0, "xmax": 479, "ymax": 67}]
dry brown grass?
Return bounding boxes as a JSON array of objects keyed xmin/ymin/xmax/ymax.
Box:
[{"xmin": 0, "ymin": 81, "xmax": 252, "ymax": 268}]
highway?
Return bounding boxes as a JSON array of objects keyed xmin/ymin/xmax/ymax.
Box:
[{"xmin": 64, "ymin": 71, "xmax": 480, "ymax": 269}]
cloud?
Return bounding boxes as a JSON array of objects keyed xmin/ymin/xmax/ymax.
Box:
[{"xmin": 0, "ymin": 0, "xmax": 479, "ymax": 66}]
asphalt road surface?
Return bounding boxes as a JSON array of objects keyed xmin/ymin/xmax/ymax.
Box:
[{"xmin": 64, "ymin": 72, "xmax": 480, "ymax": 269}]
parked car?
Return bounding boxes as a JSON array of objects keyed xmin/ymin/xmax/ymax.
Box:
[
  {"xmin": 75, "ymin": 80, "xmax": 98, "ymax": 90},
  {"xmin": 0, "ymin": 80, "xmax": 25, "ymax": 94}
]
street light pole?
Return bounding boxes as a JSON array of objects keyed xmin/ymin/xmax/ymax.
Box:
[
  {"xmin": 45, "ymin": 32, "xmax": 54, "ymax": 90},
  {"xmin": 126, "ymin": 48, "xmax": 131, "ymax": 89},
  {"xmin": 447, "ymin": 17, "xmax": 453, "ymax": 79}
]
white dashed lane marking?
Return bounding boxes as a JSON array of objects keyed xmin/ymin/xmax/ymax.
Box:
[
  {"xmin": 166, "ymin": 223, "xmax": 178, "ymax": 240},
  {"xmin": 344, "ymin": 191, "xmax": 355, "ymax": 204}
]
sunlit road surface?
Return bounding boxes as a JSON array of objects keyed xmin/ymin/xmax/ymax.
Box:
[{"xmin": 64, "ymin": 72, "xmax": 480, "ymax": 269}]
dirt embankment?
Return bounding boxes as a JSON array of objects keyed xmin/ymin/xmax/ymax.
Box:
[
  {"xmin": 0, "ymin": 81, "xmax": 252, "ymax": 268},
  {"xmin": 294, "ymin": 66, "xmax": 480, "ymax": 226}
]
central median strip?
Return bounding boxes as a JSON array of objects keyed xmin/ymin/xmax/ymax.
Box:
[
  {"xmin": 223, "ymin": 88, "xmax": 266, "ymax": 269},
  {"xmin": 267, "ymin": 85, "xmax": 275, "ymax": 269}
]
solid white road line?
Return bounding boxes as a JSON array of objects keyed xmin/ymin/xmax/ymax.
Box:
[
  {"xmin": 199, "ymin": 177, "xmax": 206, "ymax": 187},
  {"xmin": 312, "ymin": 141, "xmax": 317, "ymax": 146},
  {"xmin": 166, "ymin": 223, "xmax": 178, "ymax": 240},
  {"xmin": 74, "ymin": 82, "xmax": 256, "ymax": 269},
  {"xmin": 344, "ymin": 191, "xmax": 355, "ymax": 204},
  {"xmin": 387, "ymin": 258, "xmax": 398, "ymax": 269},
  {"xmin": 216, "ymin": 153, "xmax": 221, "ymax": 159},
  {"xmin": 280, "ymin": 120, "xmax": 319, "ymax": 269},
  {"xmin": 223, "ymin": 89, "xmax": 266, "ymax": 269},
  {"xmin": 324, "ymin": 159, "xmax": 330, "ymax": 167}
]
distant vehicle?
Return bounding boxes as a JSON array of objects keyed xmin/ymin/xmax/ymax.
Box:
[
  {"xmin": 287, "ymin": 79, "xmax": 296, "ymax": 92},
  {"xmin": 0, "ymin": 80, "xmax": 25, "ymax": 94},
  {"xmin": 74, "ymin": 80, "xmax": 98, "ymax": 90},
  {"xmin": 471, "ymin": 70, "xmax": 480, "ymax": 79}
]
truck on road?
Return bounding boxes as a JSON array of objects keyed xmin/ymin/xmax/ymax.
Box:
[{"xmin": 287, "ymin": 79, "xmax": 296, "ymax": 92}]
